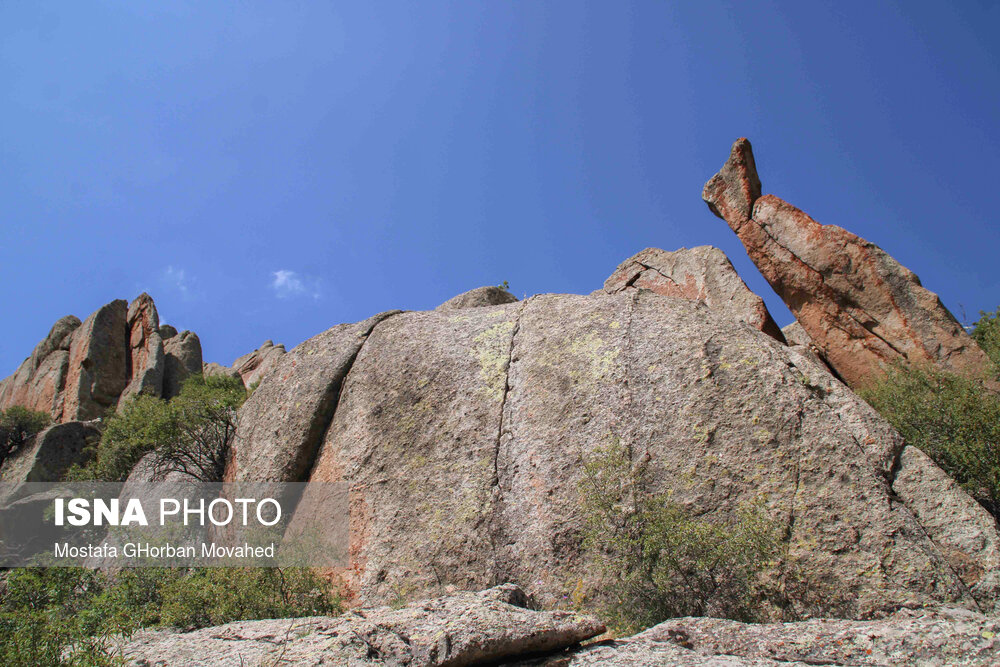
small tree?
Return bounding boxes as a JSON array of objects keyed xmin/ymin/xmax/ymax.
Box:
[
  {"xmin": 70, "ymin": 374, "xmax": 246, "ymax": 482},
  {"xmin": 579, "ymin": 439, "xmax": 781, "ymax": 633},
  {"xmin": 860, "ymin": 364, "xmax": 1000, "ymax": 519},
  {"xmin": 0, "ymin": 406, "xmax": 51, "ymax": 469},
  {"xmin": 972, "ymin": 306, "xmax": 1000, "ymax": 372}
]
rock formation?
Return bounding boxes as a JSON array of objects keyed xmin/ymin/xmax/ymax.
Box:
[
  {"xmin": 162, "ymin": 330, "xmax": 203, "ymax": 398},
  {"xmin": 0, "ymin": 294, "xmax": 203, "ymax": 421},
  {"xmin": 230, "ymin": 287, "xmax": 1000, "ymax": 616},
  {"xmin": 121, "ymin": 293, "xmax": 165, "ymax": 402},
  {"xmin": 0, "ymin": 315, "xmax": 80, "ymax": 417},
  {"xmin": 602, "ymin": 246, "xmax": 785, "ymax": 342},
  {"xmin": 232, "ymin": 340, "xmax": 286, "ymax": 388},
  {"xmin": 0, "ymin": 421, "xmax": 100, "ymax": 484},
  {"xmin": 703, "ymin": 138, "xmax": 992, "ymax": 387},
  {"xmin": 436, "ymin": 286, "xmax": 518, "ymax": 311},
  {"xmin": 116, "ymin": 585, "xmax": 998, "ymax": 666}
]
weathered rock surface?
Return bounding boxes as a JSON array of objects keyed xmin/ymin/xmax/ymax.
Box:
[
  {"xmin": 121, "ymin": 293, "xmax": 165, "ymax": 402},
  {"xmin": 62, "ymin": 300, "xmax": 129, "ymax": 421},
  {"xmin": 0, "ymin": 421, "xmax": 100, "ymax": 483},
  {"xmin": 0, "ymin": 315, "xmax": 80, "ymax": 417},
  {"xmin": 436, "ymin": 286, "xmax": 519, "ymax": 311},
  {"xmin": 232, "ymin": 340, "xmax": 286, "ymax": 388},
  {"xmin": 233, "ymin": 288, "xmax": 1000, "ymax": 616},
  {"xmin": 162, "ymin": 331, "xmax": 203, "ymax": 399},
  {"xmin": 704, "ymin": 138, "xmax": 992, "ymax": 387},
  {"xmin": 202, "ymin": 361, "xmax": 241, "ymax": 380},
  {"xmin": 229, "ymin": 312, "xmax": 401, "ymax": 482},
  {"xmin": 602, "ymin": 246, "xmax": 785, "ymax": 341},
  {"xmin": 119, "ymin": 585, "xmax": 604, "ymax": 667},
  {"xmin": 562, "ymin": 605, "xmax": 1000, "ymax": 666},
  {"xmin": 1, "ymin": 295, "xmax": 203, "ymax": 420}
]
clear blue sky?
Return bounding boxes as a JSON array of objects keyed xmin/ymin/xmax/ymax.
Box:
[{"xmin": 2, "ymin": 2, "xmax": 999, "ymax": 373}]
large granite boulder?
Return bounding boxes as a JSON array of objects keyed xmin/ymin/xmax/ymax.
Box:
[
  {"xmin": 0, "ymin": 315, "xmax": 81, "ymax": 418},
  {"xmin": 119, "ymin": 585, "xmax": 604, "ymax": 667},
  {"xmin": 436, "ymin": 286, "xmax": 518, "ymax": 311},
  {"xmin": 62, "ymin": 300, "xmax": 129, "ymax": 421},
  {"xmin": 703, "ymin": 138, "xmax": 992, "ymax": 388},
  {"xmin": 232, "ymin": 340, "xmax": 286, "ymax": 388},
  {"xmin": 162, "ymin": 331, "xmax": 203, "ymax": 399},
  {"xmin": 121, "ymin": 293, "xmax": 165, "ymax": 402},
  {"xmin": 0, "ymin": 421, "xmax": 100, "ymax": 483},
  {"xmin": 602, "ymin": 246, "xmax": 785, "ymax": 342},
  {"xmin": 229, "ymin": 288, "xmax": 1000, "ymax": 617}
]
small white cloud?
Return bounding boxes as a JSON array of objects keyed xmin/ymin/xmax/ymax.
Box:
[
  {"xmin": 163, "ymin": 265, "xmax": 191, "ymax": 297},
  {"xmin": 271, "ymin": 270, "xmax": 321, "ymax": 300}
]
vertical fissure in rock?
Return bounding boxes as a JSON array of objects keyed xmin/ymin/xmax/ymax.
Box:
[
  {"xmin": 296, "ymin": 311, "xmax": 403, "ymax": 483},
  {"xmin": 487, "ymin": 300, "xmax": 526, "ymax": 585}
]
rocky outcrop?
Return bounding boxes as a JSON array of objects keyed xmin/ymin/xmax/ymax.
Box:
[
  {"xmin": 436, "ymin": 286, "xmax": 518, "ymax": 311},
  {"xmin": 222, "ymin": 288, "xmax": 1000, "ymax": 616},
  {"xmin": 0, "ymin": 421, "xmax": 100, "ymax": 483},
  {"xmin": 162, "ymin": 330, "xmax": 203, "ymax": 398},
  {"xmin": 62, "ymin": 300, "xmax": 129, "ymax": 421},
  {"xmin": 0, "ymin": 315, "xmax": 80, "ymax": 417},
  {"xmin": 602, "ymin": 246, "xmax": 785, "ymax": 341},
  {"xmin": 121, "ymin": 293, "xmax": 165, "ymax": 402},
  {"xmin": 564, "ymin": 605, "xmax": 1000, "ymax": 666},
  {"xmin": 229, "ymin": 312, "xmax": 400, "ymax": 482},
  {"xmin": 0, "ymin": 295, "xmax": 203, "ymax": 420},
  {"xmin": 202, "ymin": 361, "xmax": 241, "ymax": 380},
  {"xmin": 232, "ymin": 340, "xmax": 286, "ymax": 388},
  {"xmin": 704, "ymin": 138, "xmax": 992, "ymax": 387},
  {"xmin": 119, "ymin": 585, "xmax": 604, "ymax": 667}
]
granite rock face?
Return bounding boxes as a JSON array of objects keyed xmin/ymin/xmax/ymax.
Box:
[
  {"xmin": 162, "ymin": 330, "xmax": 203, "ymax": 399},
  {"xmin": 228, "ymin": 288, "xmax": 1000, "ymax": 616},
  {"xmin": 704, "ymin": 138, "xmax": 992, "ymax": 387},
  {"xmin": 0, "ymin": 315, "xmax": 80, "ymax": 417},
  {"xmin": 121, "ymin": 293, "xmax": 165, "ymax": 402},
  {"xmin": 232, "ymin": 340, "xmax": 286, "ymax": 388},
  {"xmin": 0, "ymin": 421, "xmax": 100, "ymax": 483},
  {"xmin": 119, "ymin": 585, "xmax": 604, "ymax": 667},
  {"xmin": 0, "ymin": 295, "xmax": 203, "ymax": 420},
  {"xmin": 436, "ymin": 286, "xmax": 519, "ymax": 311},
  {"xmin": 602, "ymin": 246, "xmax": 785, "ymax": 341}
]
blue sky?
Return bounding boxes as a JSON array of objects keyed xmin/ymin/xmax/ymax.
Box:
[{"xmin": 2, "ymin": 2, "xmax": 999, "ymax": 372}]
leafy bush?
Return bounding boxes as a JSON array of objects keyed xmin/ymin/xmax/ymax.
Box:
[
  {"xmin": 0, "ymin": 406, "xmax": 51, "ymax": 468},
  {"xmin": 70, "ymin": 375, "xmax": 245, "ymax": 482},
  {"xmin": 972, "ymin": 306, "xmax": 1000, "ymax": 371},
  {"xmin": 579, "ymin": 439, "xmax": 782, "ymax": 633},
  {"xmin": 860, "ymin": 364, "xmax": 1000, "ymax": 518},
  {"xmin": 0, "ymin": 566, "xmax": 340, "ymax": 665}
]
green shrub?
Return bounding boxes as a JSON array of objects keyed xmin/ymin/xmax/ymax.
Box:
[
  {"xmin": 0, "ymin": 566, "xmax": 340, "ymax": 665},
  {"xmin": 0, "ymin": 406, "xmax": 51, "ymax": 468},
  {"xmin": 579, "ymin": 439, "xmax": 782, "ymax": 633},
  {"xmin": 70, "ymin": 374, "xmax": 245, "ymax": 482},
  {"xmin": 972, "ymin": 306, "xmax": 1000, "ymax": 371},
  {"xmin": 860, "ymin": 364, "xmax": 1000, "ymax": 518}
]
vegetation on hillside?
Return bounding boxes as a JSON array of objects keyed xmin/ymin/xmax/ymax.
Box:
[
  {"xmin": 69, "ymin": 374, "xmax": 245, "ymax": 483},
  {"xmin": 0, "ymin": 405, "xmax": 51, "ymax": 468}
]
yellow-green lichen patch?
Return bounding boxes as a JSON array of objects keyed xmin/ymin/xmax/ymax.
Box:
[
  {"xmin": 569, "ymin": 332, "xmax": 621, "ymax": 382},
  {"xmin": 472, "ymin": 320, "xmax": 516, "ymax": 401}
]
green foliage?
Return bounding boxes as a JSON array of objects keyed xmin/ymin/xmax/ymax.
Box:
[
  {"xmin": 497, "ymin": 280, "xmax": 510, "ymax": 291},
  {"xmin": 972, "ymin": 306, "xmax": 1000, "ymax": 371},
  {"xmin": 0, "ymin": 566, "xmax": 341, "ymax": 665},
  {"xmin": 579, "ymin": 439, "xmax": 782, "ymax": 634},
  {"xmin": 860, "ymin": 364, "xmax": 1000, "ymax": 518},
  {"xmin": 0, "ymin": 406, "xmax": 51, "ymax": 468},
  {"xmin": 70, "ymin": 374, "xmax": 246, "ymax": 482}
]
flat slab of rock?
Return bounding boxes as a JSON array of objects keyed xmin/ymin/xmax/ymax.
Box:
[
  {"xmin": 564, "ymin": 605, "xmax": 1000, "ymax": 666},
  {"xmin": 703, "ymin": 138, "xmax": 992, "ymax": 387},
  {"xmin": 119, "ymin": 584, "xmax": 604, "ymax": 667},
  {"xmin": 602, "ymin": 246, "xmax": 784, "ymax": 341}
]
